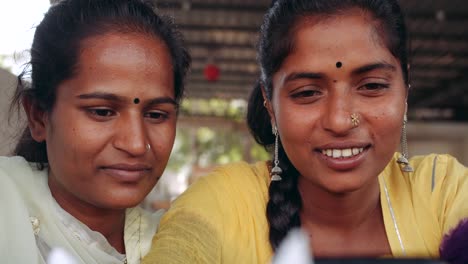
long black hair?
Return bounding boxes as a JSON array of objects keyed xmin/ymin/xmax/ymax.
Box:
[
  {"xmin": 246, "ymin": 0, "xmax": 409, "ymax": 250},
  {"xmin": 10, "ymin": 0, "xmax": 191, "ymax": 168}
]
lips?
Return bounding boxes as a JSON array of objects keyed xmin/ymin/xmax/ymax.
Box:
[{"xmin": 101, "ymin": 163, "xmax": 151, "ymax": 182}]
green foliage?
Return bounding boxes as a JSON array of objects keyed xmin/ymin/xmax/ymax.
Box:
[
  {"xmin": 166, "ymin": 97, "xmax": 269, "ymax": 171},
  {"xmin": 180, "ymin": 98, "xmax": 247, "ymax": 121},
  {"xmin": 166, "ymin": 125, "xmax": 269, "ymax": 171}
]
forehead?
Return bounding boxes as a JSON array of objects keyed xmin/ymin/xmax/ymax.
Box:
[
  {"xmin": 56, "ymin": 32, "xmax": 175, "ymax": 99},
  {"xmin": 77, "ymin": 32, "xmax": 172, "ymax": 75},
  {"xmin": 284, "ymin": 12, "xmax": 396, "ymax": 68}
]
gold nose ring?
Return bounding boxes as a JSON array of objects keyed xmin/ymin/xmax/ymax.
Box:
[
  {"xmin": 146, "ymin": 144, "xmax": 151, "ymax": 151},
  {"xmin": 351, "ymin": 113, "xmax": 360, "ymax": 127}
]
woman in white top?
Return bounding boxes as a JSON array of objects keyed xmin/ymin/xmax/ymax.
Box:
[{"xmin": 0, "ymin": 0, "xmax": 190, "ymax": 263}]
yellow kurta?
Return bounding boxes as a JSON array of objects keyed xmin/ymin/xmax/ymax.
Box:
[{"xmin": 143, "ymin": 153, "xmax": 468, "ymax": 263}]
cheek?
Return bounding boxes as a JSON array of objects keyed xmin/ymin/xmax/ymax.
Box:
[
  {"xmin": 275, "ymin": 101, "xmax": 320, "ymax": 148},
  {"xmin": 56, "ymin": 119, "xmax": 110, "ymax": 162},
  {"xmin": 150, "ymin": 124, "xmax": 176, "ymax": 158},
  {"xmin": 368, "ymin": 106, "xmax": 404, "ymax": 148}
]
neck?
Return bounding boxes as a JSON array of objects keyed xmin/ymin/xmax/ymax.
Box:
[
  {"xmin": 48, "ymin": 178, "xmax": 126, "ymax": 253},
  {"xmin": 298, "ymin": 177, "xmax": 381, "ymax": 231}
]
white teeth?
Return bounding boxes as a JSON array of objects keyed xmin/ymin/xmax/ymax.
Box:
[
  {"xmin": 321, "ymin": 147, "xmax": 364, "ymax": 158},
  {"xmin": 352, "ymin": 148, "xmax": 359, "ymax": 155},
  {"xmin": 332, "ymin": 149, "xmax": 341, "ymax": 158},
  {"xmin": 342, "ymin": 149, "xmax": 352, "ymax": 157}
]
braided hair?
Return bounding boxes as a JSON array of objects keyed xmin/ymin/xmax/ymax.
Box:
[{"xmin": 247, "ymin": 0, "xmax": 409, "ymax": 250}]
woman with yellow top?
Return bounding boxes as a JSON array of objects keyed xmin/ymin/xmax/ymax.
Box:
[{"xmin": 144, "ymin": 0, "xmax": 468, "ymax": 263}]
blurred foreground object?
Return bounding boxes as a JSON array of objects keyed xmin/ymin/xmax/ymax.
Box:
[
  {"xmin": 47, "ymin": 248, "xmax": 76, "ymax": 264},
  {"xmin": 272, "ymin": 228, "xmax": 452, "ymax": 264},
  {"xmin": 439, "ymin": 218, "xmax": 468, "ymax": 264},
  {"xmin": 273, "ymin": 229, "xmax": 314, "ymax": 264}
]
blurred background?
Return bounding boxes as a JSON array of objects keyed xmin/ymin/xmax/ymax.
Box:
[{"xmin": 0, "ymin": 0, "xmax": 467, "ymax": 210}]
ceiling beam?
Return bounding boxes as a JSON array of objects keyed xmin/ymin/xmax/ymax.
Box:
[
  {"xmin": 156, "ymin": 1, "xmax": 468, "ymax": 22},
  {"xmin": 177, "ymin": 24, "xmax": 468, "ymax": 41}
]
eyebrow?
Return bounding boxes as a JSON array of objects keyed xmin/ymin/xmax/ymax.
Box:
[
  {"xmin": 351, "ymin": 62, "xmax": 396, "ymax": 76},
  {"xmin": 77, "ymin": 92, "xmax": 125, "ymax": 102},
  {"xmin": 284, "ymin": 72, "xmax": 325, "ymax": 83},
  {"xmin": 146, "ymin": 97, "xmax": 178, "ymax": 107},
  {"xmin": 76, "ymin": 92, "xmax": 178, "ymax": 107}
]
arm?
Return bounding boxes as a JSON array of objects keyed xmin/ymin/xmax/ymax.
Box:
[{"xmin": 142, "ymin": 176, "xmax": 223, "ymax": 264}]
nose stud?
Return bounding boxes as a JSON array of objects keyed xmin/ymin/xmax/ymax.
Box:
[
  {"xmin": 146, "ymin": 143, "xmax": 151, "ymax": 151},
  {"xmin": 351, "ymin": 113, "xmax": 360, "ymax": 127}
]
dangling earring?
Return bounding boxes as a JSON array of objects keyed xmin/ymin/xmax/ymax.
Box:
[
  {"xmin": 397, "ymin": 114, "xmax": 414, "ymax": 172},
  {"xmin": 271, "ymin": 125, "xmax": 282, "ymax": 181}
]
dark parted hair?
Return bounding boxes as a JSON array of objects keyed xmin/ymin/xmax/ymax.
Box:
[
  {"xmin": 246, "ymin": 0, "xmax": 409, "ymax": 250},
  {"xmin": 10, "ymin": 0, "xmax": 191, "ymax": 167}
]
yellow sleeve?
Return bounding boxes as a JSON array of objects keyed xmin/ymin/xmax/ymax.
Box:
[
  {"xmin": 142, "ymin": 175, "xmax": 224, "ymax": 264},
  {"xmin": 433, "ymin": 155, "xmax": 468, "ymax": 235},
  {"xmin": 143, "ymin": 161, "xmax": 272, "ymax": 264}
]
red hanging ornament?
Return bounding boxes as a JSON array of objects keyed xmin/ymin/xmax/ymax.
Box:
[{"xmin": 204, "ymin": 63, "xmax": 220, "ymax": 82}]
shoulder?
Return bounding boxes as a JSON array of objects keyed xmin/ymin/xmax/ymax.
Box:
[
  {"xmin": 409, "ymin": 153, "xmax": 467, "ymax": 189},
  {"xmin": 0, "ymin": 155, "xmax": 31, "ymax": 171},
  {"xmin": 170, "ymin": 161, "xmax": 270, "ymax": 213},
  {"xmin": 0, "ymin": 156, "xmax": 35, "ymax": 185},
  {"xmin": 0, "ymin": 156, "xmax": 41, "ymax": 176},
  {"xmin": 384, "ymin": 153, "xmax": 466, "ymax": 191},
  {"xmin": 0, "ymin": 156, "xmax": 45, "ymax": 189},
  {"xmin": 198, "ymin": 161, "xmax": 270, "ymax": 192},
  {"xmin": 149, "ymin": 162, "xmax": 271, "ymax": 263},
  {"xmin": 406, "ymin": 154, "xmax": 467, "ymax": 233},
  {"xmin": 159, "ymin": 161, "xmax": 270, "ymax": 239}
]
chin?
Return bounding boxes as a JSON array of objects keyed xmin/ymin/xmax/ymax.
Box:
[
  {"xmin": 107, "ymin": 200, "xmax": 142, "ymax": 210},
  {"xmin": 321, "ymin": 175, "xmax": 371, "ymax": 194},
  {"xmin": 103, "ymin": 192, "xmax": 147, "ymax": 209}
]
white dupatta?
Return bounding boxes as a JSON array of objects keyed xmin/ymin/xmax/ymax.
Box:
[{"xmin": 0, "ymin": 156, "xmax": 163, "ymax": 264}]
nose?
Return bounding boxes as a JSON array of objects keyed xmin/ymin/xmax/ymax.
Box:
[
  {"xmin": 113, "ymin": 114, "xmax": 148, "ymax": 156},
  {"xmin": 321, "ymin": 93, "xmax": 356, "ymax": 136}
]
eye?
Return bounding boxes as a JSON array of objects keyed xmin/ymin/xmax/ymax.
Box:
[
  {"xmin": 357, "ymin": 82, "xmax": 390, "ymax": 97},
  {"xmin": 359, "ymin": 83, "xmax": 390, "ymax": 90},
  {"xmin": 289, "ymin": 87, "xmax": 323, "ymax": 104},
  {"xmin": 87, "ymin": 108, "xmax": 116, "ymax": 120},
  {"xmin": 290, "ymin": 90, "xmax": 322, "ymax": 98},
  {"xmin": 144, "ymin": 111, "xmax": 169, "ymax": 123}
]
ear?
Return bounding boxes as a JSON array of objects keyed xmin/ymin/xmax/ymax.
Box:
[
  {"xmin": 22, "ymin": 97, "xmax": 48, "ymax": 142},
  {"xmin": 260, "ymin": 84, "xmax": 276, "ymax": 126}
]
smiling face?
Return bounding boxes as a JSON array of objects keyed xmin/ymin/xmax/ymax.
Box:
[
  {"xmin": 267, "ymin": 12, "xmax": 407, "ymax": 194},
  {"xmin": 30, "ymin": 32, "xmax": 176, "ymax": 210}
]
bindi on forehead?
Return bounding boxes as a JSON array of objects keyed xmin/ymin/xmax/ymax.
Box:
[
  {"xmin": 133, "ymin": 98, "xmax": 140, "ymax": 104},
  {"xmin": 336, "ymin": 61, "xmax": 343, "ymax": 68}
]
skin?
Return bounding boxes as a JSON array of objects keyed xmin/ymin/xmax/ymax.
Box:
[
  {"xmin": 24, "ymin": 32, "xmax": 176, "ymax": 253},
  {"xmin": 265, "ymin": 11, "xmax": 407, "ymax": 257}
]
